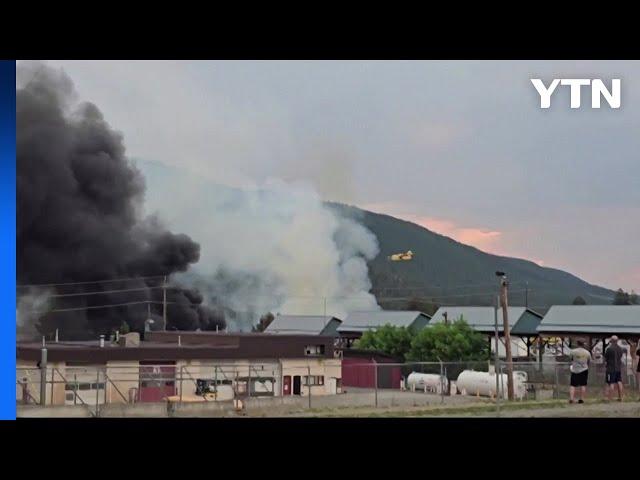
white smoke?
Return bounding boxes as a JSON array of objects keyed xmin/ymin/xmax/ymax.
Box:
[
  {"xmin": 17, "ymin": 288, "xmax": 52, "ymax": 338},
  {"xmin": 142, "ymin": 166, "xmax": 380, "ymax": 330}
]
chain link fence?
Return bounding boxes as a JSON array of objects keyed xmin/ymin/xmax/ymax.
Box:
[{"xmin": 16, "ymin": 358, "xmax": 639, "ymax": 417}]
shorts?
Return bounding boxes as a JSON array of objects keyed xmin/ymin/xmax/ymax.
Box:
[
  {"xmin": 605, "ymin": 371, "xmax": 622, "ymax": 384},
  {"xmin": 570, "ymin": 370, "xmax": 589, "ymax": 387}
]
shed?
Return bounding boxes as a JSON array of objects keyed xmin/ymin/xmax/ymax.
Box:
[{"xmin": 341, "ymin": 349, "xmax": 402, "ymax": 390}]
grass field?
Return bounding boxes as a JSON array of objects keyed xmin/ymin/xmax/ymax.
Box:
[{"xmin": 283, "ymin": 398, "xmax": 640, "ymax": 418}]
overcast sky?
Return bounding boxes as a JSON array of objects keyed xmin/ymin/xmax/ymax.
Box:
[{"xmin": 44, "ymin": 60, "xmax": 640, "ymax": 292}]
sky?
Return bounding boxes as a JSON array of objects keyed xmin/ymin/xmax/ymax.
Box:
[{"xmin": 41, "ymin": 60, "xmax": 640, "ymax": 292}]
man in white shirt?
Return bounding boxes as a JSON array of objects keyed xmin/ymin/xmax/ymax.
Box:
[{"xmin": 569, "ymin": 340, "xmax": 592, "ymax": 404}]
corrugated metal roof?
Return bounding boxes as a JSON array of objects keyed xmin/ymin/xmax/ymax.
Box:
[
  {"xmin": 537, "ymin": 306, "xmax": 640, "ymax": 334},
  {"xmin": 337, "ymin": 311, "xmax": 430, "ymax": 333},
  {"xmin": 430, "ymin": 306, "xmax": 542, "ymax": 334},
  {"xmin": 264, "ymin": 315, "xmax": 341, "ymax": 335}
]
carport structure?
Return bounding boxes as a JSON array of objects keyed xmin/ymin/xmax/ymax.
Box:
[{"xmin": 536, "ymin": 306, "xmax": 640, "ymax": 362}]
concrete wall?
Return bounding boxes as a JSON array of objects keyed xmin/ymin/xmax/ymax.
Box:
[
  {"xmin": 100, "ymin": 402, "xmax": 167, "ymax": 418},
  {"xmin": 17, "ymin": 405, "xmax": 93, "ymax": 418}
]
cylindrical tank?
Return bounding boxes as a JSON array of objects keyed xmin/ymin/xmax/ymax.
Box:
[
  {"xmin": 407, "ymin": 372, "xmax": 448, "ymax": 394},
  {"xmin": 456, "ymin": 370, "xmax": 526, "ymax": 400}
]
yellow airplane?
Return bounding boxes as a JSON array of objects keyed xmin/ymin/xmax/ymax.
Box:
[{"xmin": 388, "ymin": 250, "xmax": 414, "ymax": 261}]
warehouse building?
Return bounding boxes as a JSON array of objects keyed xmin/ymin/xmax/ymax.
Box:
[
  {"xmin": 263, "ymin": 314, "xmax": 342, "ymax": 336},
  {"xmin": 430, "ymin": 306, "xmax": 544, "ymax": 358},
  {"xmin": 337, "ymin": 311, "xmax": 432, "ymax": 347},
  {"xmin": 16, "ymin": 331, "xmax": 342, "ymax": 407}
]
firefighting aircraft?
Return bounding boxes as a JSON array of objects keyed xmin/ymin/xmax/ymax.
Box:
[{"xmin": 388, "ymin": 250, "xmax": 414, "ymax": 261}]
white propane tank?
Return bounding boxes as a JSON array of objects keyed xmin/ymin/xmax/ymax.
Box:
[
  {"xmin": 456, "ymin": 370, "xmax": 526, "ymax": 400},
  {"xmin": 406, "ymin": 372, "xmax": 448, "ymax": 394}
]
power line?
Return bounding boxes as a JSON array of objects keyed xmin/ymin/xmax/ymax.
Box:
[
  {"xmin": 17, "ymin": 275, "xmax": 168, "ymax": 289},
  {"xmin": 27, "ymin": 300, "xmax": 165, "ymax": 314},
  {"xmin": 25, "ymin": 289, "xmax": 537, "ymax": 315},
  {"xmin": 373, "ymin": 281, "xmax": 528, "ymax": 293},
  {"xmin": 46, "ymin": 285, "xmax": 179, "ymax": 298}
]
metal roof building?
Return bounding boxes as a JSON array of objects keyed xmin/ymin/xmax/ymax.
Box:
[
  {"xmin": 430, "ymin": 306, "xmax": 543, "ymax": 336},
  {"xmin": 537, "ymin": 306, "xmax": 640, "ymax": 337},
  {"xmin": 337, "ymin": 311, "xmax": 431, "ymax": 334},
  {"xmin": 263, "ymin": 315, "xmax": 342, "ymax": 336}
]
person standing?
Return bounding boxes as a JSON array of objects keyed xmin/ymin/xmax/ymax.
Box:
[
  {"xmin": 636, "ymin": 344, "xmax": 640, "ymax": 401},
  {"xmin": 604, "ymin": 335, "xmax": 625, "ymax": 402},
  {"xmin": 569, "ymin": 340, "xmax": 591, "ymax": 404}
]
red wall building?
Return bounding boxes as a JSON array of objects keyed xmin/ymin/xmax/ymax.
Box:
[{"xmin": 341, "ymin": 350, "xmax": 402, "ymax": 389}]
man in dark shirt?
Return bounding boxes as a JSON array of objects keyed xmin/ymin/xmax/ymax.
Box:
[{"xmin": 604, "ymin": 336, "xmax": 625, "ymax": 401}]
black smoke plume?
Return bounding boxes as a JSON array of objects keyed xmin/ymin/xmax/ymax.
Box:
[{"xmin": 17, "ymin": 62, "xmax": 225, "ymax": 339}]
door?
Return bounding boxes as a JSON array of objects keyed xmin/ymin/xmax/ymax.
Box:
[
  {"xmin": 283, "ymin": 375, "xmax": 291, "ymax": 396},
  {"xmin": 293, "ymin": 375, "xmax": 301, "ymax": 395},
  {"xmin": 139, "ymin": 362, "xmax": 176, "ymax": 402},
  {"xmin": 328, "ymin": 378, "xmax": 337, "ymax": 394}
]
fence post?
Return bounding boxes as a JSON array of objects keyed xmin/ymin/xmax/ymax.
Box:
[
  {"xmin": 39, "ymin": 347, "xmax": 47, "ymax": 407},
  {"xmin": 554, "ymin": 363, "xmax": 559, "ymax": 399},
  {"xmin": 495, "ymin": 366, "xmax": 501, "ymax": 417},
  {"xmin": 50, "ymin": 368, "xmax": 55, "ymax": 405},
  {"xmin": 439, "ymin": 361, "xmax": 444, "ymax": 404},
  {"xmin": 95, "ymin": 368, "xmax": 100, "ymax": 417},
  {"xmin": 307, "ymin": 365, "xmax": 312, "ymax": 409},
  {"xmin": 373, "ymin": 360, "xmax": 378, "ymax": 408},
  {"xmin": 179, "ymin": 366, "xmax": 183, "ymax": 403}
]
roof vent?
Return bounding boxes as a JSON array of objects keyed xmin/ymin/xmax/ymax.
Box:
[{"xmin": 119, "ymin": 332, "xmax": 141, "ymax": 348}]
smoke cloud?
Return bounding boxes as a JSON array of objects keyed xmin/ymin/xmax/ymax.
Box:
[
  {"xmin": 144, "ymin": 172, "xmax": 381, "ymax": 331},
  {"xmin": 17, "ymin": 62, "xmax": 225, "ymax": 339}
]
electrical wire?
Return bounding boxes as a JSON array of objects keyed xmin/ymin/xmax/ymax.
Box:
[
  {"xmin": 46, "ymin": 285, "xmax": 179, "ymax": 298},
  {"xmin": 17, "ymin": 275, "xmax": 168, "ymax": 289}
]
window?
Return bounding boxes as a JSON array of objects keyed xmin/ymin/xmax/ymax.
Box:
[
  {"xmin": 304, "ymin": 375, "xmax": 325, "ymax": 386},
  {"xmin": 305, "ymin": 345, "xmax": 325, "ymax": 356}
]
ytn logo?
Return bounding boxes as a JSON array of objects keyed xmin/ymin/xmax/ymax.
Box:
[{"xmin": 531, "ymin": 79, "xmax": 620, "ymax": 109}]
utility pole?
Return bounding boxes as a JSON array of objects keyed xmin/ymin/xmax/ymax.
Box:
[
  {"xmin": 39, "ymin": 339, "xmax": 47, "ymax": 407},
  {"xmin": 496, "ymin": 272, "xmax": 514, "ymax": 400},
  {"xmin": 162, "ymin": 275, "xmax": 167, "ymax": 331},
  {"xmin": 493, "ymin": 295, "xmax": 501, "ymax": 407}
]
